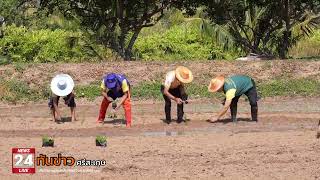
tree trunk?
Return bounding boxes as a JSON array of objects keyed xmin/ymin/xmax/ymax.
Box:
[
  {"xmin": 116, "ymin": 0, "xmax": 126, "ymax": 59},
  {"xmin": 279, "ymin": 0, "xmax": 290, "ymax": 59},
  {"xmin": 124, "ymin": 28, "xmax": 142, "ymax": 61}
]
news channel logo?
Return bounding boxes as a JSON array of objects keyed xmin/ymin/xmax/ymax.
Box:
[{"xmin": 12, "ymin": 148, "xmax": 106, "ymax": 174}]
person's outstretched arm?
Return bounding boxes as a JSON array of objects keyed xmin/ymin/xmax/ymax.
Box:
[{"xmin": 213, "ymin": 99, "xmax": 232, "ymax": 122}]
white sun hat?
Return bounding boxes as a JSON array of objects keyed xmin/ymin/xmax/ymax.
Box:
[{"xmin": 50, "ymin": 74, "xmax": 75, "ymax": 97}]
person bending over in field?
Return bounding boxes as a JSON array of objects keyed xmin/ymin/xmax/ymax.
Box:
[
  {"xmin": 97, "ymin": 73, "xmax": 132, "ymax": 127},
  {"xmin": 161, "ymin": 66, "xmax": 193, "ymax": 124},
  {"xmin": 207, "ymin": 75, "xmax": 258, "ymax": 123},
  {"xmin": 48, "ymin": 74, "xmax": 76, "ymax": 123}
]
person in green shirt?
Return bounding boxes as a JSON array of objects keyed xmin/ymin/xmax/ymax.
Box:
[{"xmin": 207, "ymin": 75, "xmax": 258, "ymax": 123}]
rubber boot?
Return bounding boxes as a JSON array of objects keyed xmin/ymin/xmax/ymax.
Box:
[
  {"xmin": 177, "ymin": 103, "xmax": 184, "ymax": 123},
  {"xmin": 230, "ymin": 105, "xmax": 237, "ymax": 123},
  {"xmin": 251, "ymin": 106, "xmax": 258, "ymax": 122},
  {"xmin": 164, "ymin": 101, "xmax": 172, "ymax": 124},
  {"xmin": 231, "ymin": 109, "xmax": 237, "ymax": 123}
]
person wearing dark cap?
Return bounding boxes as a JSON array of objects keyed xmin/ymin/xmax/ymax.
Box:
[{"xmin": 97, "ymin": 73, "xmax": 132, "ymax": 127}]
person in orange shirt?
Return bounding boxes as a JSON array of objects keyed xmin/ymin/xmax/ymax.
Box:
[
  {"xmin": 97, "ymin": 73, "xmax": 132, "ymax": 127},
  {"xmin": 161, "ymin": 66, "xmax": 193, "ymax": 124}
]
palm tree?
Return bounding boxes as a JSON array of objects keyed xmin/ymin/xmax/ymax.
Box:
[{"xmin": 198, "ymin": 0, "xmax": 320, "ymax": 59}]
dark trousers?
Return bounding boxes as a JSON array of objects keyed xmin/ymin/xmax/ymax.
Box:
[
  {"xmin": 161, "ymin": 85, "xmax": 187, "ymax": 122},
  {"xmin": 48, "ymin": 93, "xmax": 76, "ymax": 109},
  {"xmin": 228, "ymin": 80, "xmax": 258, "ymax": 122}
]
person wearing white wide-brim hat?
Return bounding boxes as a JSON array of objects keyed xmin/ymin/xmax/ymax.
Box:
[
  {"xmin": 161, "ymin": 66, "xmax": 193, "ymax": 124},
  {"xmin": 48, "ymin": 74, "xmax": 76, "ymax": 123}
]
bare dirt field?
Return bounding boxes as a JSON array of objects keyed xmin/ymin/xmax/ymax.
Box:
[
  {"xmin": 0, "ymin": 60, "xmax": 320, "ymax": 88},
  {"xmin": 0, "ymin": 97, "xmax": 320, "ymax": 179},
  {"xmin": 0, "ymin": 61, "xmax": 320, "ymax": 179}
]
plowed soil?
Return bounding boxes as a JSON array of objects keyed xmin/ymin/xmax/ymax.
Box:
[
  {"xmin": 0, "ymin": 61, "xmax": 320, "ymax": 179},
  {"xmin": 0, "ymin": 97, "xmax": 320, "ymax": 179}
]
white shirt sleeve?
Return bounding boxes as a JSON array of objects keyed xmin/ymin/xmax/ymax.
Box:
[{"xmin": 164, "ymin": 71, "xmax": 176, "ymax": 89}]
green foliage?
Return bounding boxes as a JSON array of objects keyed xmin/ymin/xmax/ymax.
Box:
[
  {"xmin": 42, "ymin": 136, "xmax": 54, "ymax": 147},
  {"xmin": 13, "ymin": 62, "xmax": 29, "ymax": 73},
  {"xmin": 0, "ymin": 25, "xmax": 111, "ymax": 62},
  {"xmin": 40, "ymin": 0, "xmax": 181, "ymax": 60},
  {"xmin": 0, "ymin": 55, "xmax": 11, "ymax": 65},
  {"xmin": 258, "ymin": 78, "xmax": 320, "ymax": 97},
  {"xmin": 134, "ymin": 21, "xmax": 237, "ymax": 60},
  {"xmin": 42, "ymin": 136, "xmax": 54, "ymax": 143},
  {"xmin": 289, "ymin": 29, "xmax": 320, "ymax": 58},
  {"xmin": 200, "ymin": 0, "xmax": 320, "ymax": 58},
  {"xmin": 96, "ymin": 135, "xmax": 107, "ymax": 144},
  {"xmin": 0, "ymin": 0, "xmax": 23, "ymax": 25}
]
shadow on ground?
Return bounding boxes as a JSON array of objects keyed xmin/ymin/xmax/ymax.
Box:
[
  {"xmin": 104, "ymin": 119, "xmax": 126, "ymax": 125},
  {"xmin": 206, "ymin": 118, "xmax": 253, "ymax": 124}
]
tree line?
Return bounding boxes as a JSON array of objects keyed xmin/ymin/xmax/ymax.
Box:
[{"xmin": 1, "ymin": 0, "xmax": 319, "ymax": 60}]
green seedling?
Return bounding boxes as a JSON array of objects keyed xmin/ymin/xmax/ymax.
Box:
[
  {"xmin": 42, "ymin": 136, "xmax": 54, "ymax": 147},
  {"xmin": 96, "ymin": 135, "xmax": 107, "ymax": 147}
]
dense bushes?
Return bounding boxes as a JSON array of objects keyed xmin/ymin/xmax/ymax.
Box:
[
  {"xmin": 289, "ymin": 30, "xmax": 320, "ymax": 59},
  {"xmin": 134, "ymin": 21, "xmax": 238, "ymax": 61},
  {"xmin": 0, "ymin": 25, "xmax": 112, "ymax": 62},
  {"xmin": 0, "ymin": 24, "xmax": 319, "ymax": 63}
]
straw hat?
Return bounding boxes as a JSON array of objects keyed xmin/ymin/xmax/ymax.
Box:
[
  {"xmin": 175, "ymin": 66, "xmax": 193, "ymax": 83},
  {"xmin": 50, "ymin": 74, "xmax": 74, "ymax": 96},
  {"xmin": 208, "ymin": 76, "xmax": 225, "ymax": 92}
]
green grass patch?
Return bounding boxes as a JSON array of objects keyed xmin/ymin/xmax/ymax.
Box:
[
  {"xmin": 0, "ymin": 77, "xmax": 319, "ymax": 103},
  {"xmin": 0, "ymin": 55, "xmax": 12, "ymax": 65},
  {"xmin": 131, "ymin": 81, "xmax": 163, "ymax": 99},
  {"xmin": 132, "ymin": 78, "xmax": 320, "ymax": 100},
  {"xmin": 13, "ymin": 62, "xmax": 30, "ymax": 73},
  {"xmin": 131, "ymin": 81, "xmax": 223, "ymax": 100},
  {"xmin": 258, "ymin": 78, "xmax": 320, "ymax": 97},
  {"xmin": 0, "ymin": 78, "xmax": 49, "ymax": 102},
  {"xmin": 75, "ymin": 83, "xmax": 101, "ymax": 101}
]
